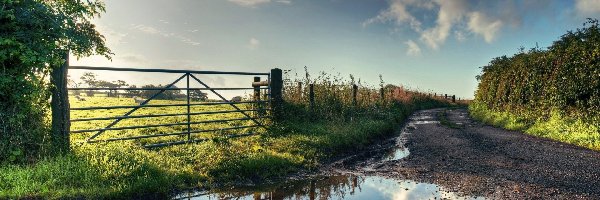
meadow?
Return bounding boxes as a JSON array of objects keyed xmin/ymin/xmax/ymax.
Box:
[
  {"xmin": 0, "ymin": 71, "xmax": 451, "ymax": 199},
  {"xmin": 69, "ymin": 95, "xmax": 266, "ymax": 146}
]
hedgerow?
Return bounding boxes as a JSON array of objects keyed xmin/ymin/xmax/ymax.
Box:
[{"xmin": 472, "ymin": 19, "xmax": 600, "ymax": 148}]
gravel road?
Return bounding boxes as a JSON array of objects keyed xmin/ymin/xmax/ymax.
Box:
[{"xmin": 332, "ymin": 108, "xmax": 600, "ymax": 199}]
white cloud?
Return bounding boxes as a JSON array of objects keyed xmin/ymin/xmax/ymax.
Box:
[
  {"xmin": 228, "ymin": 0, "xmax": 291, "ymax": 7},
  {"xmin": 576, "ymin": 0, "xmax": 600, "ymax": 15},
  {"xmin": 467, "ymin": 12, "xmax": 503, "ymax": 43},
  {"xmin": 229, "ymin": 0, "xmax": 270, "ymax": 7},
  {"xmin": 131, "ymin": 24, "xmax": 200, "ymax": 46},
  {"xmin": 276, "ymin": 0, "xmax": 291, "ymax": 4},
  {"xmin": 95, "ymin": 24, "xmax": 128, "ymax": 46},
  {"xmin": 419, "ymin": 0, "xmax": 468, "ymax": 49},
  {"xmin": 405, "ymin": 40, "xmax": 421, "ymax": 56},
  {"xmin": 248, "ymin": 38, "xmax": 260, "ymax": 49},
  {"xmin": 365, "ymin": 0, "xmax": 527, "ymax": 50},
  {"xmin": 363, "ymin": 0, "xmax": 425, "ymax": 31},
  {"xmin": 132, "ymin": 24, "xmax": 160, "ymax": 35}
]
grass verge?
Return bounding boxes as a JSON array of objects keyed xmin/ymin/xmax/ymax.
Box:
[
  {"xmin": 0, "ymin": 99, "xmax": 448, "ymax": 199},
  {"xmin": 469, "ymin": 102, "xmax": 600, "ymax": 151}
]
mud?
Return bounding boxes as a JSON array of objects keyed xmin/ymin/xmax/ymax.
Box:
[{"xmin": 176, "ymin": 108, "xmax": 600, "ymax": 199}]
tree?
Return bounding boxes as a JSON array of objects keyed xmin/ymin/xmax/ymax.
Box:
[
  {"xmin": 140, "ymin": 84, "xmax": 183, "ymax": 100},
  {"xmin": 1, "ymin": 0, "xmax": 112, "ymax": 162},
  {"xmin": 80, "ymin": 72, "xmax": 98, "ymax": 96},
  {"xmin": 190, "ymin": 90, "xmax": 208, "ymax": 101},
  {"xmin": 125, "ymin": 85, "xmax": 141, "ymax": 97}
]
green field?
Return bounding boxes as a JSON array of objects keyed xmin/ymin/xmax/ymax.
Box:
[{"xmin": 69, "ymin": 96, "xmax": 267, "ymax": 146}]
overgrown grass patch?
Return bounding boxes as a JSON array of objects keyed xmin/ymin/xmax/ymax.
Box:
[
  {"xmin": 469, "ymin": 102, "xmax": 600, "ymax": 151},
  {"xmin": 0, "ymin": 115, "xmax": 419, "ymax": 199}
]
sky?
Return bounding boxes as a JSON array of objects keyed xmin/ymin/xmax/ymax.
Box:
[{"xmin": 70, "ymin": 0, "xmax": 600, "ymax": 99}]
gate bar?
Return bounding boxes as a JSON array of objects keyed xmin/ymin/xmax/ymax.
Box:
[
  {"xmin": 69, "ymin": 66, "xmax": 270, "ymax": 76},
  {"xmin": 71, "ymin": 100, "xmax": 268, "ymax": 111},
  {"xmin": 71, "ymin": 109, "xmax": 270, "ymax": 122},
  {"xmin": 71, "ymin": 116, "xmax": 268, "ymax": 133},
  {"xmin": 88, "ymin": 124, "xmax": 261, "ymax": 142},
  {"xmin": 68, "ymin": 87, "xmax": 267, "ymax": 91}
]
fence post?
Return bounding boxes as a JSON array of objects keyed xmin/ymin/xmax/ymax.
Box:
[
  {"xmin": 352, "ymin": 84, "xmax": 358, "ymax": 107},
  {"xmin": 309, "ymin": 84, "xmax": 315, "ymax": 112},
  {"xmin": 297, "ymin": 82, "xmax": 302, "ymax": 100},
  {"xmin": 452, "ymin": 95, "xmax": 456, "ymax": 103},
  {"xmin": 380, "ymin": 87, "xmax": 385, "ymax": 105},
  {"xmin": 254, "ymin": 76, "xmax": 261, "ymax": 117},
  {"xmin": 271, "ymin": 68, "xmax": 283, "ymax": 121},
  {"xmin": 50, "ymin": 51, "xmax": 70, "ymax": 154},
  {"xmin": 445, "ymin": 94, "xmax": 447, "ymax": 99}
]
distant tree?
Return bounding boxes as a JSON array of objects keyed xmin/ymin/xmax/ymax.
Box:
[
  {"xmin": 80, "ymin": 72, "xmax": 98, "ymax": 96},
  {"xmin": 140, "ymin": 84, "xmax": 183, "ymax": 100},
  {"xmin": 125, "ymin": 85, "xmax": 141, "ymax": 98},
  {"xmin": 189, "ymin": 90, "xmax": 208, "ymax": 101}
]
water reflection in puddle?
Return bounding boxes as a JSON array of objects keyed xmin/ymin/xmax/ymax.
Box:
[
  {"xmin": 173, "ymin": 110, "xmax": 476, "ymax": 200},
  {"xmin": 174, "ymin": 175, "xmax": 484, "ymax": 200},
  {"xmin": 383, "ymin": 147, "xmax": 410, "ymax": 161}
]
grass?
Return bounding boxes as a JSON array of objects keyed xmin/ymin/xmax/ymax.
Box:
[
  {"xmin": 69, "ymin": 96, "xmax": 265, "ymax": 146},
  {"xmin": 469, "ymin": 102, "xmax": 600, "ymax": 151},
  {"xmin": 437, "ymin": 109, "xmax": 462, "ymax": 129},
  {"xmin": 0, "ymin": 93, "xmax": 449, "ymax": 199}
]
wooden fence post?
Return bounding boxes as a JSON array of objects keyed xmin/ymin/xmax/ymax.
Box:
[
  {"xmin": 253, "ymin": 76, "xmax": 261, "ymax": 117},
  {"xmin": 297, "ymin": 82, "xmax": 302, "ymax": 100},
  {"xmin": 51, "ymin": 51, "xmax": 70, "ymax": 154},
  {"xmin": 452, "ymin": 95, "xmax": 456, "ymax": 103},
  {"xmin": 380, "ymin": 87, "xmax": 385, "ymax": 105},
  {"xmin": 309, "ymin": 84, "xmax": 315, "ymax": 112},
  {"xmin": 271, "ymin": 68, "xmax": 283, "ymax": 121},
  {"xmin": 352, "ymin": 84, "xmax": 358, "ymax": 107}
]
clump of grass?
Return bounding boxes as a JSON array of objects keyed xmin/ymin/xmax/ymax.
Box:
[
  {"xmin": 437, "ymin": 110, "xmax": 462, "ymax": 129},
  {"xmin": 469, "ymin": 102, "xmax": 600, "ymax": 151}
]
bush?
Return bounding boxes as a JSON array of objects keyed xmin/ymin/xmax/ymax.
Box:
[
  {"xmin": 471, "ymin": 19, "xmax": 600, "ymax": 150},
  {"xmin": 474, "ymin": 19, "xmax": 600, "ymax": 126},
  {"xmin": 0, "ymin": 0, "xmax": 111, "ymax": 163}
]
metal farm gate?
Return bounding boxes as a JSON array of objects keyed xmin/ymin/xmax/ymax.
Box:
[{"xmin": 64, "ymin": 66, "xmax": 283, "ymax": 148}]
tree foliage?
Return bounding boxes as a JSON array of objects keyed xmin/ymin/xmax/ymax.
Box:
[
  {"xmin": 474, "ymin": 19, "xmax": 600, "ymax": 125},
  {"xmin": 0, "ymin": 0, "xmax": 111, "ymax": 163}
]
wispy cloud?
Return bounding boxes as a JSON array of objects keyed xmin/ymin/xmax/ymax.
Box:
[
  {"xmin": 405, "ymin": 40, "xmax": 421, "ymax": 56},
  {"xmin": 364, "ymin": 0, "xmax": 551, "ymax": 50},
  {"xmin": 228, "ymin": 0, "xmax": 291, "ymax": 7},
  {"xmin": 96, "ymin": 24, "xmax": 128, "ymax": 46},
  {"xmin": 276, "ymin": 0, "xmax": 292, "ymax": 5},
  {"xmin": 467, "ymin": 12, "xmax": 503, "ymax": 43},
  {"xmin": 131, "ymin": 24, "xmax": 201, "ymax": 46},
  {"xmin": 575, "ymin": 0, "xmax": 600, "ymax": 16},
  {"xmin": 248, "ymin": 37, "xmax": 260, "ymax": 49}
]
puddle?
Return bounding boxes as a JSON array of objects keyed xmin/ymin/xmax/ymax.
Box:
[
  {"xmin": 382, "ymin": 146, "xmax": 410, "ymax": 161},
  {"xmin": 411, "ymin": 120, "xmax": 440, "ymax": 125},
  {"xmin": 172, "ymin": 110, "xmax": 479, "ymax": 200},
  {"xmin": 174, "ymin": 175, "xmax": 484, "ymax": 200}
]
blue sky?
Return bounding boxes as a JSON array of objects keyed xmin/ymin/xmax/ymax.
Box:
[{"xmin": 70, "ymin": 0, "xmax": 600, "ymax": 99}]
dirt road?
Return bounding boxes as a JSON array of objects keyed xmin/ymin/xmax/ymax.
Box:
[{"xmin": 331, "ymin": 108, "xmax": 600, "ymax": 199}]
